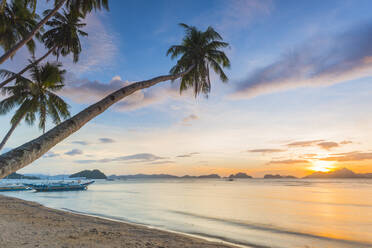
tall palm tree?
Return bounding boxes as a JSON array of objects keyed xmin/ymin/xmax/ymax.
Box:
[
  {"xmin": 0, "ymin": 0, "xmax": 108, "ymax": 64},
  {"xmin": 0, "ymin": 8, "xmax": 87, "ymax": 89},
  {"xmin": 167, "ymin": 23, "xmax": 230, "ymax": 96},
  {"xmin": 0, "ymin": 0, "xmax": 41, "ymax": 57},
  {"xmin": 0, "ymin": 24, "xmax": 230, "ymax": 179},
  {"xmin": 0, "ymin": 61, "xmax": 70, "ymax": 151}
]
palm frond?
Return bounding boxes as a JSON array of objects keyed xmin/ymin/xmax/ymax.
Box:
[{"xmin": 167, "ymin": 24, "xmax": 230, "ymax": 96}]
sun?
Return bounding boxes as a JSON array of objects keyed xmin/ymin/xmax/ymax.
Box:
[{"xmin": 308, "ymin": 160, "xmax": 336, "ymax": 172}]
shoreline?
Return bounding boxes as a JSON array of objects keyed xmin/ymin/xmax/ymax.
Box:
[{"xmin": 0, "ymin": 195, "xmax": 241, "ymax": 248}]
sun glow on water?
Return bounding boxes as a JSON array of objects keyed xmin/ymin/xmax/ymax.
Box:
[{"xmin": 308, "ymin": 160, "xmax": 336, "ymax": 172}]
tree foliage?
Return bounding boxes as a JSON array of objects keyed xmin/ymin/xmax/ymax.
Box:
[
  {"xmin": 167, "ymin": 23, "xmax": 230, "ymax": 96},
  {"xmin": 0, "ymin": 62, "xmax": 70, "ymax": 133}
]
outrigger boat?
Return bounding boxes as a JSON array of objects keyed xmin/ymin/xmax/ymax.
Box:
[
  {"xmin": 25, "ymin": 181, "xmax": 95, "ymax": 192},
  {"xmin": 0, "ymin": 184, "xmax": 32, "ymax": 191}
]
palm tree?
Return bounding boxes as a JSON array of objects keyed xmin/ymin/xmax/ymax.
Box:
[
  {"xmin": 0, "ymin": 0, "xmax": 108, "ymax": 64},
  {"xmin": 0, "ymin": 61, "xmax": 70, "ymax": 151},
  {"xmin": 167, "ymin": 23, "xmax": 230, "ymax": 96},
  {"xmin": 0, "ymin": 24, "xmax": 230, "ymax": 178},
  {"xmin": 0, "ymin": 0, "xmax": 41, "ymax": 57},
  {"xmin": 0, "ymin": 8, "xmax": 87, "ymax": 89}
]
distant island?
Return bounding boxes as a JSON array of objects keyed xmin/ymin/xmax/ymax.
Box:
[
  {"xmin": 69, "ymin": 169, "xmax": 107, "ymax": 179},
  {"xmin": 229, "ymin": 172, "xmax": 252, "ymax": 179},
  {"xmin": 303, "ymin": 168, "xmax": 372, "ymax": 179},
  {"xmin": 5, "ymin": 173, "xmax": 40, "ymax": 180},
  {"xmin": 6, "ymin": 168, "xmax": 372, "ymax": 181},
  {"xmin": 109, "ymin": 173, "xmax": 221, "ymax": 180},
  {"xmin": 264, "ymin": 174, "xmax": 297, "ymax": 179}
]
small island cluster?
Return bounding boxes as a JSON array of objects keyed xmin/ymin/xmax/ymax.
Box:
[{"xmin": 8, "ymin": 168, "xmax": 372, "ymax": 180}]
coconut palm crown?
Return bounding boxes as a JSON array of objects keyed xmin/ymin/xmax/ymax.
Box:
[
  {"xmin": 0, "ymin": 0, "xmax": 41, "ymax": 56},
  {"xmin": 0, "ymin": 62, "xmax": 70, "ymax": 135},
  {"xmin": 167, "ymin": 23, "xmax": 230, "ymax": 96},
  {"xmin": 42, "ymin": 7, "xmax": 87, "ymax": 63},
  {"xmin": 65, "ymin": 0, "xmax": 109, "ymax": 16}
]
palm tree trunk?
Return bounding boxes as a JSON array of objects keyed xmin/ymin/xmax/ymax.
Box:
[
  {"xmin": 0, "ymin": 45, "xmax": 57, "ymax": 89},
  {"xmin": 0, "ymin": 114, "xmax": 25, "ymax": 151},
  {"xmin": 0, "ymin": 0, "xmax": 66, "ymax": 65},
  {"xmin": 0, "ymin": 67, "xmax": 194, "ymax": 178}
]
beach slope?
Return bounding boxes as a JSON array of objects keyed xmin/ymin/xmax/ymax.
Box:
[{"xmin": 0, "ymin": 195, "xmax": 237, "ymax": 248}]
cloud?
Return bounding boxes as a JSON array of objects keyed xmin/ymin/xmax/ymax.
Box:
[
  {"xmin": 300, "ymin": 154, "xmax": 318, "ymax": 159},
  {"xmin": 287, "ymin": 140, "xmax": 324, "ymax": 147},
  {"xmin": 62, "ymin": 13, "xmax": 118, "ymax": 75},
  {"xmin": 317, "ymin": 142, "xmax": 339, "ymax": 150},
  {"xmin": 71, "ymin": 141, "xmax": 89, "ymax": 146},
  {"xmin": 267, "ymin": 159, "xmax": 310, "ymax": 165},
  {"xmin": 218, "ymin": 0, "xmax": 273, "ymax": 31},
  {"xmin": 148, "ymin": 160, "xmax": 175, "ymax": 165},
  {"xmin": 231, "ymin": 21, "xmax": 372, "ymax": 99},
  {"xmin": 181, "ymin": 114, "xmax": 199, "ymax": 126},
  {"xmin": 62, "ymin": 75, "xmax": 190, "ymax": 111},
  {"xmin": 197, "ymin": 0, "xmax": 273, "ymax": 34},
  {"xmin": 321, "ymin": 151, "xmax": 372, "ymax": 162},
  {"xmin": 248, "ymin": 149, "xmax": 285, "ymax": 153},
  {"xmin": 99, "ymin": 138, "xmax": 115, "ymax": 143},
  {"xmin": 75, "ymin": 153, "xmax": 166, "ymax": 164},
  {"xmin": 62, "ymin": 75, "xmax": 135, "ymax": 103},
  {"xmin": 43, "ymin": 151, "xmax": 59, "ymax": 158},
  {"xmin": 176, "ymin": 152, "xmax": 200, "ymax": 158},
  {"xmin": 340, "ymin": 140, "xmax": 353, "ymax": 145},
  {"xmin": 65, "ymin": 149, "xmax": 83, "ymax": 156}
]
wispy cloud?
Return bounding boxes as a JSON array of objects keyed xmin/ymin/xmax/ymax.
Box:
[
  {"xmin": 176, "ymin": 152, "xmax": 200, "ymax": 158},
  {"xmin": 71, "ymin": 141, "xmax": 89, "ymax": 146},
  {"xmin": 181, "ymin": 114, "xmax": 199, "ymax": 126},
  {"xmin": 43, "ymin": 151, "xmax": 60, "ymax": 158},
  {"xmin": 75, "ymin": 153, "xmax": 166, "ymax": 164},
  {"xmin": 287, "ymin": 140, "xmax": 351, "ymax": 150},
  {"xmin": 321, "ymin": 151, "xmax": 372, "ymax": 162},
  {"xmin": 148, "ymin": 160, "xmax": 175, "ymax": 165},
  {"xmin": 63, "ymin": 13, "xmax": 118, "ymax": 75},
  {"xmin": 99, "ymin": 138, "xmax": 115, "ymax": 144},
  {"xmin": 197, "ymin": 0, "xmax": 273, "ymax": 34},
  {"xmin": 287, "ymin": 140, "xmax": 324, "ymax": 147},
  {"xmin": 267, "ymin": 159, "xmax": 310, "ymax": 165},
  {"xmin": 62, "ymin": 75, "xmax": 134, "ymax": 103},
  {"xmin": 340, "ymin": 140, "xmax": 353, "ymax": 145},
  {"xmin": 317, "ymin": 141, "xmax": 339, "ymax": 150},
  {"xmin": 231, "ymin": 21, "xmax": 372, "ymax": 99},
  {"xmin": 65, "ymin": 149, "xmax": 83, "ymax": 156},
  {"xmin": 62, "ymin": 75, "xmax": 191, "ymax": 111},
  {"xmin": 248, "ymin": 149, "xmax": 285, "ymax": 153}
]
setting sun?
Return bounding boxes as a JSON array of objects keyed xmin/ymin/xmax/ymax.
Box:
[{"xmin": 308, "ymin": 160, "xmax": 336, "ymax": 172}]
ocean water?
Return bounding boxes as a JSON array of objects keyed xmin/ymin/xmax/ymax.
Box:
[{"xmin": 1, "ymin": 178, "xmax": 372, "ymax": 248}]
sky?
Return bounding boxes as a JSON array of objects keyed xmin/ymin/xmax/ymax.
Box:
[{"xmin": 2, "ymin": 0, "xmax": 372, "ymax": 177}]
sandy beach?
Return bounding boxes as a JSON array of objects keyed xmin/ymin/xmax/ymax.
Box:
[{"xmin": 0, "ymin": 195, "xmax": 238, "ymax": 248}]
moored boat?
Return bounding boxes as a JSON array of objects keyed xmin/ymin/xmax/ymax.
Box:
[
  {"xmin": 0, "ymin": 184, "xmax": 32, "ymax": 191},
  {"xmin": 26, "ymin": 181, "xmax": 95, "ymax": 192}
]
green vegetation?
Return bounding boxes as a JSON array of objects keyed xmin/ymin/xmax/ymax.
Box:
[
  {"xmin": 0, "ymin": 62, "xmax": 70, "ymax": 151},
  {"xmin": 69, "ymin": 169, "xmax": 107, "ymax": 179}
]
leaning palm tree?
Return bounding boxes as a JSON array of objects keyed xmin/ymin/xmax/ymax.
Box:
[
  {"xmin": 0, "ymin": 8, "xmax": 87, "ymax": 89},
  {"xmin": 0, "ymin": 0, "xmax": 41, "ymax": 57},
  {"xmin": 0, "ymin": 0, "xmax": 108, "ymax": 64},
  {"xmin": 0, "ymin": 61, "xmax": 70, "ymax": 151},
  {"xmin": 0, "ymin": 24, "xmax": 230, "ymax": 178}
]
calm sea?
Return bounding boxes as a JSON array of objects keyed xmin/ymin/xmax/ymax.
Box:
[{"xmin": 1, "ymin": 178, "xmax": 372, "ymax": 248}]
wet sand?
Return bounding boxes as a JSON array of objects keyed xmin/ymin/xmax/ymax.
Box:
[{"xmin": 0, "ymin": 195, "xmax": 238, "ymax": 248}]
